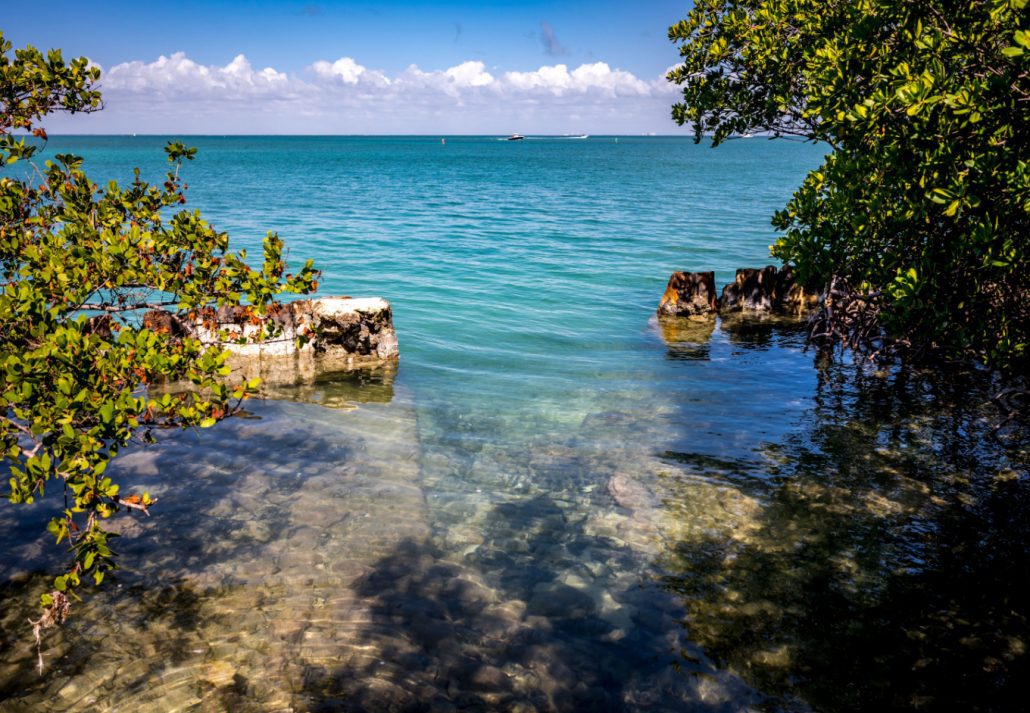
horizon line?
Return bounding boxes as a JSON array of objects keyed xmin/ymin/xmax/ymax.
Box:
[{"xmin": 33, "ymin": 133, "xmax": 694, "ymax": 138}]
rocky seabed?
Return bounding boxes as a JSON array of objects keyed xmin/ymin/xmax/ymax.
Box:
[{"xmin": 0, "ymin": 380, "xmax": 774, "ymax": 712}]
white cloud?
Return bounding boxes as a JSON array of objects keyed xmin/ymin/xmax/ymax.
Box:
[
  {"xmin": 505, "ymin": 64, "xmax": 572, "ymax": 93},
  {"xmin": 389, "ymin": 61, "xmax": 494, "ymax": 98},
  {"xmin": 65, "ymin": 52, "xmax": 687, "ymax": 134},
  {"xmin": 311, "ymin": 57, "xmax": 390, "ymax": 86},
  {"xmin": 103, "ymin": 52, "xmax": 288, "ymax": 96},
  {"xmin": 503, "ymin": 62, "xmax": 649, "ymax": 96},
  {"xmin": 444, "ymin": 61, "xmax": 494, "ymax": 88},
  {"xmin": 571, "ymin": 62, "xmax": 650, "ymax": 95}
]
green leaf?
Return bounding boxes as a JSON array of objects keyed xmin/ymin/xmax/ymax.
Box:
[
  {"xmin": 666, "ymin": 0, "xmax": 1027, "ymax": 371},
  {"xmin": 0, "ymin": 30, "xmax": 319, "ymax": 627}
]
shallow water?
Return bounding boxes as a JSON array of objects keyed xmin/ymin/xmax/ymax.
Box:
[{"xmin": 1, "ymin": 137, "xmax": 1027, "ymax": 711}]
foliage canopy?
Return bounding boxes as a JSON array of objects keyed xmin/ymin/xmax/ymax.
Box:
[
  {"xmin": 669, "ymin": 0, "xmax": 1029, "ymax": 370},
  {"xmin": 0, "ymin": 31, "xmax": 318, "ymax": 659}
]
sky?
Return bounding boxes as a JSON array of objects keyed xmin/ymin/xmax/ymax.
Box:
[{"xmin": 3, "ymin": 0, "xmax": 694, "ymax": 134}]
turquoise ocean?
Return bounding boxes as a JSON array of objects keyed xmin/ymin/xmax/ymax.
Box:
[{"xmin": 0, "ymin": 137, "xmax": 1026, "ymax": 712}]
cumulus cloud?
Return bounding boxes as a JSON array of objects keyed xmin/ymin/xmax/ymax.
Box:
[
  {"xmin": 444, "ymin": 61, "xmax": 494, "ymax": 88},
  {"xmin": 310, "ymin": 57, "xmax": 391, "ymax": 86},
  {"xmin": 390, "ymin": 60, "xmax": 494, "ymax": 92},
  {"xmin": 70, "ymin": 51, "xmax": 684, "ymax": 133},
  {"xmin": 103, "ymin": 52, "xmax": 288, "ymax": 96},
  {"xmin": 504, "ymin": 62, "xmax": 650, "ymax": 96}
]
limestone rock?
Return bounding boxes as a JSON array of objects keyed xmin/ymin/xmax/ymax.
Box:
[
  {"xmin": 718, "ymin": 265, "xmax": 819, "ymax": 315},
  {"xmin": 777, "ymin": 270, "xmax": 821, "ymax": 314},
  {"xmin": 145, "ymin": 297, "xmax": 399, "ymax": 385},
  {"xmin": 607, "ymin": 473, "xmax": 656, "ymax": 512},
  {"xmin": 200, "ymin": 660, "xmax": 236, "ymax": 688},
  {"xmin": 717, "ymin": 266, "xmax": 778, "ymax": 312},
  {"xmin": 657, "ymin": 271, "xmax": 717, "ymax": 318}
]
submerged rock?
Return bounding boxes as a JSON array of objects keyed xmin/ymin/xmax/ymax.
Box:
[
  {"xmin": 654, "ymin": 316, "xmax": 716, "ymax": 361},
  {"xmin": 717, "ymin": 265, "xmax": 819, "ymax": 315},
  {"xmin": 656, "ymin": 271, "xmax": 718, "ymax": 318},
  {"xmin": 145, "ymin": 297, "xmax": 399, "ymax": 385},
  {"xmin": 259, "ymin": 363, "xmax": 397, "ymax": 409},
  {"xmin": 607, "ymin": 473, "xmax": 657, "ymax": 512}
]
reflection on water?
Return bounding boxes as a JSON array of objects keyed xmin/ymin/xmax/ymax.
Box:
[
  {"xmin": 659, "ymin": 362, "xmax": 1030, "ymax": 712},
  {"xmin": 655, "ymin": 316, "xmax": 716, "ymax": 362},
  {"xmin": 718, "ymin": 313, "xmax": 810, "ymax": 351},
  {"xmin": 259, "ymin": 364, "xmax": 398, "ymax": 410},
  {"xmin": 0, "ymin": 318, "xmax": 1025, "ymax": 712}
]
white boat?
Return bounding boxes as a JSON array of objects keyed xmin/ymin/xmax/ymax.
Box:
[{"xmin": 506, "ymin": 134, "xmax": 525, "ymax": 141}]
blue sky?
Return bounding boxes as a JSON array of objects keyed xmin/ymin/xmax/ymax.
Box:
[{"xmin": 3, "ymin": 1, "xmax": 694, "ymax": 134}]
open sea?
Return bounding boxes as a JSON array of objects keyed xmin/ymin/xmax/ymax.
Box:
[{"xmin": 1, "ymin": 136, "xmax": 1027, "ymax": 712}]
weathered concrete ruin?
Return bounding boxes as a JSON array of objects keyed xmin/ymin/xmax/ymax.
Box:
[{"xmin": 144, "ymin": 297, "xmax": 399, "ymax": 385}]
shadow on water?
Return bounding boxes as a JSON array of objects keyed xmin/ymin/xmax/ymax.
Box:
[
  {"xmin": 0, "ymin": 369, "xmax": 413, "ymax": 710},
  {"xmin": 3, "ymin": 317, "xmax": 1026, "ymax": 712},
  {"xmin": 659, "ymin": 358, "xmax": 1030, "ymax": 712},
  {"xmin": 296, "ymin": 492, "xmax": 761, "ymax": 712},
  {"xmin": 0, "ymin": 415, "xmax": 357, "ymax": 704}
]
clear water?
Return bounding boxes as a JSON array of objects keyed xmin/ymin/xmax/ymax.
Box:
[{"xmin": 1, "ymin": 137, "xmax": 1026, "ymax": 712}]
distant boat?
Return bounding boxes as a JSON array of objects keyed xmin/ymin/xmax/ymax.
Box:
[
  {"xmin": 563, "ymin": 134, "xmax": 589, "ymax": 139},
  {"xmin": 506, "ymin": 134, "xmax": 525, "ymax": 141}
]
